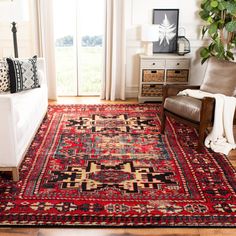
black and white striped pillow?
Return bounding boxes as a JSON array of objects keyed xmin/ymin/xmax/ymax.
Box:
[{"xmin": 6, "ymin": 56, "xmax": 40, "ymax": 93}]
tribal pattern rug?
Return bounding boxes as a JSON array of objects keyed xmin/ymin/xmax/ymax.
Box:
[{"xmin": 0, "ymin": 104, "xmax": 236, "ymax": 227}]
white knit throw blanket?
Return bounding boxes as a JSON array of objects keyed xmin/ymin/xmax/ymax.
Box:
[{"xmin": 178, "ymin": 89, "xmax": 236, "ymax": 155}]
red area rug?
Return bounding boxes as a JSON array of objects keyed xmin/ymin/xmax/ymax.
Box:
[{"xmin": 0, "ymin": 104, "xmax": 236, "ymax": 227}]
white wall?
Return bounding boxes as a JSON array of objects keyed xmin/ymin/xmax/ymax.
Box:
[
  {"xmin": 0, "ymin": 21, "xmax": 33, "ymax": 58},
  {"xmin": 0, "ymin": 0, "xmax": 33, "ymax": 58},
  {"xmin": 125, "ymin": 0, "xmax": 208, "ymax": 98}
]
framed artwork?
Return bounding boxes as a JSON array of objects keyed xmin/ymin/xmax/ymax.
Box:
[{"xmin": 153, "ymin": 9, "xmax": 179, "ymax": 53}]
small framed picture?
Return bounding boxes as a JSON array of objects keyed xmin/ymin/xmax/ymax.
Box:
[{"xmin": 153, "ymin": 9, "xmax": 179, "ymax": 53}]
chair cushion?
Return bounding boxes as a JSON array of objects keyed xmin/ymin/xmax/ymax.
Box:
[
  {"xmin": 200, "ymin": 57, "xmax": 236, "ymax": 96},
  {"xmin": 164, "ymin": 96, "xmax": 202, "ymax": 122}
]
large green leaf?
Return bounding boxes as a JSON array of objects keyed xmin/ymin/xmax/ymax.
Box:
[
  {"xmin": 199, "ymin": 10, "xmax": 210, "ymax": 20},
  {"xmin": 200, "ymin": 47, "xmax": 210, "ymax": 58},
  {"xmin": 208, "ymin": 22, "xmax": 218, "ymax": 35},
  {"xmin": 211, "ymin": 1, "xmax": 218, "ymax": 8},
  {"xmin": 205, "ymin": 1, "xmax": 214, "ymax": 11},
  {"xmin": 218, "ymin": 1, "xmax": 227, "ymax": 10},
  {"xmin": 215, "ymin": 40, "xmax": 225, "ymax": 55},
  {"xmin": 226, "ymin": 1, "xmax": 236, "ymax": 14},
  {"xmin": 225, "ymin": 20, "xmax": 236, "ymax": 31}
]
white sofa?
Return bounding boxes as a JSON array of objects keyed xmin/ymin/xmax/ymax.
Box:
[{"xmin": 0, "ymin": 58, "xmax": 48, "ymax": 181}]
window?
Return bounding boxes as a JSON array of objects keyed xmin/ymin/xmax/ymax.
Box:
[{"xmin": 53, "ymin": 0, "xmax": 105, "ymax": 96}]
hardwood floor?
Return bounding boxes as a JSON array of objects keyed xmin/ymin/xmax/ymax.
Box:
[
  {"xmin": 1, "ymin": 227, "xmax": 236, "ymax": 236},
  {"xmin": 48, "ymin": 97, "xmax": 139, "ymax": 105},
  {"xmin": 1, "ymin": 97, "xmax": 235, "ymax": 236}
]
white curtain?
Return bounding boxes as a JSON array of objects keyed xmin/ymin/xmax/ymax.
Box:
[
  {"xmin": 101, "ymin": 0, "xmax": 126, "ymax": 101},
  {"xmin": 32, "ymin": 0, "xmax": 57, "ymax": 100}
]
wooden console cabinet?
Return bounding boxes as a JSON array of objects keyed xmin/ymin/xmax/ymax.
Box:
[{"xmin": 138, "ymin": 54, "xmax": 191, "ymax": 103}]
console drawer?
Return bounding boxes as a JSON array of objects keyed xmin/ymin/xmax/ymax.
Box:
[
  {"xmin": 141, "ymin": 84, "xmax": 163, "ymax": 97},
  {"xmin": 142, "ymin": 69, "xmax": 165, "ymax": 82},
  {"xmin": 166, "ymin": 69, "xmax": 189, "ymax": 82},
  {"xmin": 165, "ymin": 59, "xmax": 190, "ymax": 69},
  {"xmin": 141, "ymin": 59, "xmax": 165, "ymax": 69}
]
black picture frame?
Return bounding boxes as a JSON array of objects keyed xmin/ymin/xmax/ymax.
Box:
[{"xmin": 153, "ymin": 9, "xmax": 179, "ymax": 53}]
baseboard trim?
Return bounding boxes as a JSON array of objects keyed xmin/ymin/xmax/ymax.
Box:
[{"xmin": 126, "ymin": 86, "xmax": 139, "ymax": 98}]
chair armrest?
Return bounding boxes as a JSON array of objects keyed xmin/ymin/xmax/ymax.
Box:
[
  {"xmin": 200, "ymin": 97, "xmax": 215, "ymax": 124},
  {"xmin": 162, "ymin": 84, "xmax": 201, "ymax": 101}
]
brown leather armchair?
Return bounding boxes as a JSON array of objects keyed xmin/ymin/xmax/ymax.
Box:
[{"xmin": 161, "ymin": 57, "xmax": 236, "ymax": 151}]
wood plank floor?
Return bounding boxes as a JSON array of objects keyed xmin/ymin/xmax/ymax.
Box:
[
  {"xmin": 1, "ymin": 97, "xmax": 235, "ymax": 236},
  {"xmin": 1, "ymin": 227, "xmax": 236, "ymax": 236}
]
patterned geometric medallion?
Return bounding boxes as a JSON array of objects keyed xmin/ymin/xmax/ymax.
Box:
[
  {"xmin": 47, "ymin": 160, "xmax": 177, "ymax": 192},
  {"xmin": 0, "ymin": 104, "xmax": 235, "ymax": 227},
  {"xmin": 66, "ymin": 114, "xmax": 156, "ymax": 132}
]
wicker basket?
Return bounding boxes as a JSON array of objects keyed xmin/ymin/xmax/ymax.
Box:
[
  {"xmin": 141, "ymin": 84, "xmax": 163, "ymax": 97},
  {"xmin": 142, "ymin": 69, "xmax": 164, "ymax": 82},
  {"xmin": 166, "ymin": 69, "xmax": 188, "ymax": 82}
]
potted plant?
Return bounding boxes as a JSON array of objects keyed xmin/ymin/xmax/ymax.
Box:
[{"xmin": 199, "ymin": 0, "xmax": 236, "ymax": 63}]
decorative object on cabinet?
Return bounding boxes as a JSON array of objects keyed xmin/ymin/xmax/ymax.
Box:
[
  {"xmin": 0, "ymin": 0, "xmax": 29, "ymax": 58},
  {"xmin": 177, "ymin": 27, "xmax": 190, "ymax": 56},
  {"xmin": 199, "ymin": 0, "xmax": 236, "ymax": 63},
  {"xmin": 141, "ymin": 25, "xmax": 159, "ymax": 56},
  {"xmin": 153, "ymin": 9, "xmax": 179, "ymax": 53},
  {"xmin": 138, "ymin": 54, "xmax": 191, "ymax": 103}
]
